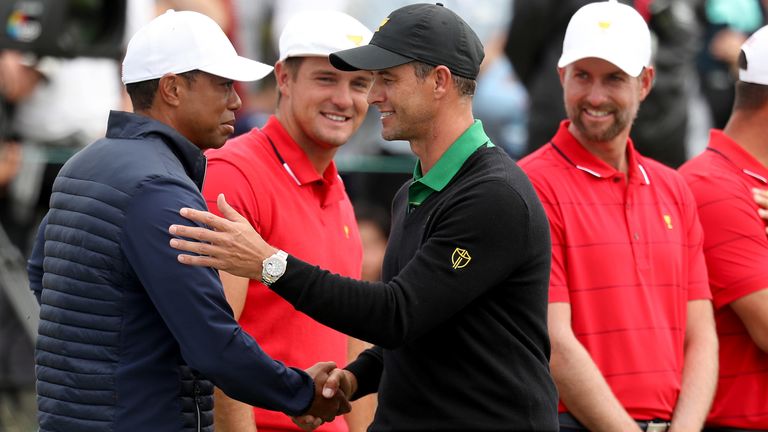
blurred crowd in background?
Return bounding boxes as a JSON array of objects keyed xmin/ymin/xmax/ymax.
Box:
[
  {"xmin": 0, "ymin": 0, "xmax": 766, "ymax": 430},
  {"xmin": 3, "ymin": 0, "xmax": 768, "ymax": 253}
]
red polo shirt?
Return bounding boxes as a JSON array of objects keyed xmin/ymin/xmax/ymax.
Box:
[
  {"xmin": 679, "ymin": 129, "xmax": 768, "ymax": 429},
  {"xmin": 519, "ymin": 121, "xmax": 710, "ymax": 421},
  {"xmin": 203, "ymin": 116, "xmax": 362, "ymax": 432}
]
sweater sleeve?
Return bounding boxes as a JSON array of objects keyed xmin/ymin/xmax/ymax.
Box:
[
  {"xmin": 271, "ymin": 180, "xmax": 534, "ymax": 349},
  {"xmin": 344, "ymin": 345, "xmax": 384, "ymax": 400},
  {"xmin": 120, "ymin": 177, "xmax": 314, "ymax": 416}
]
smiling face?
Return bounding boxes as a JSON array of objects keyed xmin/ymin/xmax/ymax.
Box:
[
  {"xmin": 276, "ymin": 56, "xmax": 372, "ymax": 152},
  {"xmin": 174, "ymin": 71, "xmax": 241, "ymax": 150},
  {"xmin": 366, "ymin": 63, "xmax": 436, "ymax": 143},
  {"xmin": 560, "ymin": 57, "xmax": 653, "ymax": 147}
]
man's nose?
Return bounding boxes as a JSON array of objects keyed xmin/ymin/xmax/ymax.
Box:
[
  {"xmin": 367, "ymin": 81, "xmax": 384, "ymax": 105},
  {"xmin": 228, "ymin": 89, "xmax": 242, "ymax": 111}
]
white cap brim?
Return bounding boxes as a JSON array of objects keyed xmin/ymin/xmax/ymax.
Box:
[
  {"xmin": 558, "ymin": 48, "xmax": 644, "ymax": 77},
  {"xmin": 200, "ymin": 56, "xmax": 273, "ymax": 82}
]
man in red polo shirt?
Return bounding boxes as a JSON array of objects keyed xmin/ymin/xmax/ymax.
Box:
[
  {"xmin": 519, "ymin": 1, "xmax": 718, "ymax": 431},
  {"xmin": 201, "ymin": 11, "xmax": 375, "ymax": 432},
  {"xmin": 680, "ymin": 26, "xmax": 768, "ymax": 431}
]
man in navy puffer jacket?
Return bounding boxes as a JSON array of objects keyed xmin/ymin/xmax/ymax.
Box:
[{"xmin": 25, "ymin": 10, "xmax": 349, "ymax": 432}]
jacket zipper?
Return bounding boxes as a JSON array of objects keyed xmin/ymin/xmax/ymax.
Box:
[{"xmin": 193, "ymin": 381, "xmax": 201, "ymax": 432}]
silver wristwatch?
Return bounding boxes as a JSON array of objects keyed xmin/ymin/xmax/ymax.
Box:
[{"xmin": 261, "ymin": 250, "xmax": 288, "ymax": 286}]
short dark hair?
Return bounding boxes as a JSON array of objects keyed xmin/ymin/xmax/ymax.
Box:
[
  {"xmin": 125, "ymin": 70, "xmax": 202, "ymax": 111},
  {"xmin": 734, "ymin": 81, "xmax": 768, "ymax": 111},
  {"xmin": 282, "ymin": 57, "xmax": 305, "ymax": 79},
  {"xmin": 411, "ymin": 61, "xmax": 476, "ymax": 97},
  {"xmin": 125, "ymin": 78, "xmax": 159, "ymax": 111}
]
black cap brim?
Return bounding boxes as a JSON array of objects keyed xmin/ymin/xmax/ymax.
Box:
[{"xmin": 330, "ymin": 44, "xmax": 413, "ymax": 72}]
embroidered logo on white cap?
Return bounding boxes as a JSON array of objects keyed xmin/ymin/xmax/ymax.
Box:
[
  {"xmin": 740, "ymin": 25, "xmax": 768, "ymax": 85},
  {"xmin": 558, "ymin": 0, "xmax": 652, "ymax": 77},
  {"xmin": 122, "ymin": 10, "xmax": 273, "ymax": 84},
  {"xmin": 278, "ymin": 10, "xmax": 372, "ymax": 62}
]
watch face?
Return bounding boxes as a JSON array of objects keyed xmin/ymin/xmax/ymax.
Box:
[{"xmin": 265, "ymin": 257, "xmax": 286, "ymax": 277}]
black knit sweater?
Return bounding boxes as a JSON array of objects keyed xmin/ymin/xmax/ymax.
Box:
[{"xmin": 274, "ymin": 146, "xmax": 558, "ymax": 431}]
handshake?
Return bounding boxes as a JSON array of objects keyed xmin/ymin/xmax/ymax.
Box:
[{"xmin": 296, "ymin": 361, "xmax": 357, "ymax": 431}]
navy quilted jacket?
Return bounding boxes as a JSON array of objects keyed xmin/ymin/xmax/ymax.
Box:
[{"xmin": 27, "ymin": 111, "xmax": 315, "ymax": 432}]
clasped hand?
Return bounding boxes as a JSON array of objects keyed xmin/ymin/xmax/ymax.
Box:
[{"xmin": 299, "ymin": 362, "xmax": 354, "ymax": 431}]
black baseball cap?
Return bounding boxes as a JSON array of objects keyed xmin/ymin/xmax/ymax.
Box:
[{"xmin": 329, "ymin": 3, "xmax": 485, "ymax": 80}]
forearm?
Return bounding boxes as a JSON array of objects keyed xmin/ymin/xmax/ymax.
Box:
[
  {"xmin": 346, "ymin": 395, "xmax": 377, "ymax": 432},
  {"xmin": 273, "ymin": 259, "xmax": 396, "ymax": 345},
  {"xmin": 219, "ymin": 271, "xmax": 249, "ymax": 319},
  {"xmin": 275, "ymin": 247, "xmax": 508, "ymax": 349},
  {"xmin": 731, "ymin": 289, "xmax": 768, "ymax": 353},
  {"xmin": 670, "ymin": 305, "xmax": 718, "ymax": 431},
  {"xmin": 214, "ymin": 387, "xmax": 256, "ymax": 432},
  {"xmin": 551, "ymin": 338, "xmax": 640, "ymax": 432}
]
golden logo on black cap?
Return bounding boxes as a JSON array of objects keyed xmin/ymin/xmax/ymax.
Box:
[{"xmin": 376, "ymin": 17, "xmax": 389, "ymax": 32}]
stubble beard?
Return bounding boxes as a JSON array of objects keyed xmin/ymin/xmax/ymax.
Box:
[
  {"xmin": 568, "ymin": 103, "xmax": 637, "ymax": 143},
  {"xmin": 380, "ymin": 118, "xmax": 408, "ymax": 142}
]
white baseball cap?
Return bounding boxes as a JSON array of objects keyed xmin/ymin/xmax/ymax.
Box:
[
  {"xmin": 739, "ymin": 25, "xmax": 768, "ymax": 85},
  {"xmin": 122, "ymin": 10, "xmax": 273, "ymax": 84},
  {"xmin": 558, "ymin": 0, "xmax": 651, "ymax": 77},
  {"xmin": 278, "ymin": 10, "xmax": 372, "ymax": 62}
]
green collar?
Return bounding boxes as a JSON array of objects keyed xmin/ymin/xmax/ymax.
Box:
[{"xmin": 408, "ymin": 120, "xmax": 493, "ymax": 211}]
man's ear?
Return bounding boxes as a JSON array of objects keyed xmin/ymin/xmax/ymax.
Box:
[
  {"xmin": 274, "ymin": 61, "xmax": 291, "ymax": 97},
  {"xmin": 157, "ymin": 73, "xmax": 183, "ymax": 107},
  {"xmin": 433, "ymin": 65, "xmax": 452, "ymax": 99},
  {"xmin": 638, "ymin": 66, "xmax": 655, "ymax": 101}
]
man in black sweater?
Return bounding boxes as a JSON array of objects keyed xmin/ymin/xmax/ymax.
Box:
[{"xmin": 169, "ymin": 4, "xmax": 558, "ymax": 431}]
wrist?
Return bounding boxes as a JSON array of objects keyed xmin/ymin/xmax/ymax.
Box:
[
  {"xmin": 342, "ymin": 369, "xmax": 358, "ymax": 398},
  {"xmin": 260, "ymin": 245, "xmax": 278, "ymax": 261},
  {"xmin": 261, "ymin": 248, "xmax": 287, "ymax": 286}
]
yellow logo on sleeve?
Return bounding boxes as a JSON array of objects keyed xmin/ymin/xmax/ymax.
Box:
[
  {"xmin": 451, "ymin": 248, "xmax": 471, "ymax": 269},
  {"xmin": 663, "ymin": 214, "xmax": 673, "ymax": 230},
  {"xmin": 343, "ymin": 225, "xmax": 350, "ymax": 239}
]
